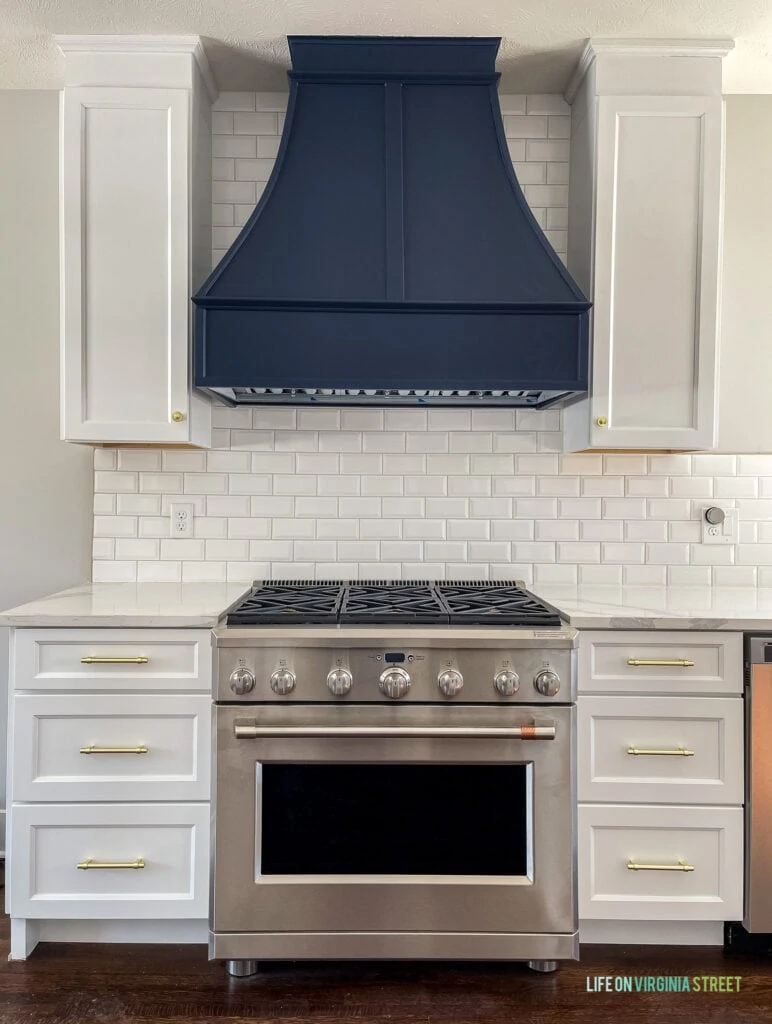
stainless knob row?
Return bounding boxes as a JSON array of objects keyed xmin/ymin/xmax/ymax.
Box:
[{"xmin": 231, "ymin": 665, "xmax": 560, "ymax": 698}]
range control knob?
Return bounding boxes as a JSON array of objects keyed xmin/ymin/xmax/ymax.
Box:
[
  {"xmin": 229, "ymin": 668, "xmax": 255, "ymax": 695},
  {"xmin": 438, "ymin": 668, "xmax": 464, "ymax": 697},
  {"xmin": 534, "ymin": 669, "xmax": 560, "ymax": 697},
  {"xmin": 494, "ymin": 669, "xmax": 520, "ymax": 697},
  {"xmin": 327, "ymin": 667, "xmax": 353, "ymax": 696},
  {"xmin": 270, "ymin": 668, "xmax": 296, "ymax": 695},
  {"xmin": 379, "ymin": 666, "xmax": 411, "ymax": 700}
]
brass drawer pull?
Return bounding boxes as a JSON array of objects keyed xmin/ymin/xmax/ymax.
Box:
[
  {"xmin": 627, "ymin": 859, "xmax": 694, "ymax": 872},
  {"xmin": 627, "ymin": 658, "xmax": 695, "ymax": 668},
  {"xmin": 81, "ymin": 656, "xmax": 149, "ymax": 665},
  {"xmin": 77, "ymin": 858, "xmax": 145, "ymax": 870},
  {"xmin": 627, "ymin": 746, "xmax": 695, "ymax": 757},
  {"xmin": 79, "ymin": 745, "xmax": 149, "ymax": 755}
]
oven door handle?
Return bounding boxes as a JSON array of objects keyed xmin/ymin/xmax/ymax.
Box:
[{"xmin": 233, "ymin": 720, "xmax": 556, "ymax": 740}]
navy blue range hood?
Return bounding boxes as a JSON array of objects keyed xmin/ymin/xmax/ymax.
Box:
[{"xmin": 194, "ymin": 36, "xmax": 590, "ymax": 408}]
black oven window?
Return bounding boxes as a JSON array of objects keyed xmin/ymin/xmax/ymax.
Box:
[{"xmin": 260, "ymin": 764, "xmax": 529, "ymax": 875}]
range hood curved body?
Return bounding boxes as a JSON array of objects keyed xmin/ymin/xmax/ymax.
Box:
[{"xmin": 194, "ymin": 36, "xmax": 590, "ymax": 408}]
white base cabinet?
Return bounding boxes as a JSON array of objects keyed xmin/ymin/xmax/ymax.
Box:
[
  {"xmin": 579, "ymin": 803, "xmax": 743, "ymax": 921},
  {"xmin": 57, "ymin": 37, "xmax": 215, "ymax": 447},
  {"xmin": 577, "ymin": 629, "xmax": 744, "ymax": 932},
  {"xmin": 6, "ymin": 626, "xmax": 213, "ymax": 959}
]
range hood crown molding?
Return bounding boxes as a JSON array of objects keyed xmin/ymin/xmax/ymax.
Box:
[{"xmin": 194, "ymin": 35, "xmax": 590, "ymax": 409}]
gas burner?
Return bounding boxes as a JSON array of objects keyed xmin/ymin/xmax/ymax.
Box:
[
  {"xmin": 227, "ymin": 581, "xmax": 344, "ymax": 625},
  {"xmin": 226, "ymin": 580, "xmax": 563, "ymax": 628},
  {"xmin": 339, "ymin": 581, "xmax": 446, "ymax": 624}
]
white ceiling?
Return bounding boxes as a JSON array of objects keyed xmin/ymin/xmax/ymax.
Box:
[{"xmin": 1, "ymin": 0, "xmax": 771, "ymax": 93}]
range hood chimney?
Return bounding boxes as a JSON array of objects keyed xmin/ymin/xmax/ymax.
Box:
[{"xmin": 194, "ymin": 36, "xmax": 590, "ymax": 408}]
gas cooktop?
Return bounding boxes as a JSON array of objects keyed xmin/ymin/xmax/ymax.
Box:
[{"xmin": 227, "ymin": 580, "xmax": 563, "ymax": 628}]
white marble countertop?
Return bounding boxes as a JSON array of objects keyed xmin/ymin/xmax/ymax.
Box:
[
  {"xmin": 532, "ymin": 584, "xmax": 772, "ymax": 630},
  {"xmin": 0, "ymin": 582, "xmax": 251, "ymax": 628},
  {"xmin": 4, "ymin": 581, "xmax": 772, "ymax": 632}
]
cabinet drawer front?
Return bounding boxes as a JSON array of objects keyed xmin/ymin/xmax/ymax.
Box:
[
  {"xmin": 9, "ymin": 803, "xmax": 209, "ymax": 919},
  {"xmin": 579, "ymin": 804, "xmax": 743, "ymax": 921},
  {"xmin": 580, "ymin": 631, "xmax": 742, "ymax": 695},
  {"xmin": 579, "ymin": 696, "xmax": 743, "ymax": 805},
  {"xmin": 14, "ymin": 629, "xmax": 211, "ymax": 691},
  {"xmin": 13, "ymin": 694, "xmax": 210, "ymax": 802}
]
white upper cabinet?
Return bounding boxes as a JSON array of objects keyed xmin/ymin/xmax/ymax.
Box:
[
  {"xmin": 563, "ymin": 41, "xmax": 733, "ymax": 452},
  {"xmin": 58, "ymin": 37, "xmax": 215, "ymax": 447}
]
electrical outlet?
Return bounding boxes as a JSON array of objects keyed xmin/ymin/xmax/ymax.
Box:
[
  {"xmin": 169, "ymin": 503, "xmax": 194, "ymax": 538},
  {"xmin": 702, "ymin": 506, "xmax": 738, "ymax": 545}
]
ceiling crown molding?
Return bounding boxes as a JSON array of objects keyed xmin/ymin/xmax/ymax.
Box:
[
  {"xmin": 565, "ymin": 37, "xmax": 735, "ymax": 103},
  {"xmin": 54, "ymin": 34, "xmax": 218, "ymax": 101}
]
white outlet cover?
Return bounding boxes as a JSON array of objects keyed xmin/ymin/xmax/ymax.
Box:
[
  {"xmin": 702, "ymin": 506, "xmax": 738, "ymax": 545},
  {"xmin": 169, "ymin": 503, "xmax": 194, "ymax": 538}
]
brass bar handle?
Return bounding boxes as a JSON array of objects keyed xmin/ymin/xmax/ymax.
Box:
[
  {"xmin": 81, "ymin": 656, "xmax": 149, "ymax": 665},
  {"xmin": 234, "ymin": 721, "xmax": 556, "ymax": 740},
  {"xmin": 77, "ymin": 858, "xmax": 145, "ymax": 870},
  {"xmin": 627, "ymin": 658, "xmax": 695, "ymax": 667},
  {"xmin": 79, "ymin": 745, "xmax": 149, "ymax": 755},
  {"xmin": 627, "ymin": 746, "xmax": 695, "ymax": 757},
  {"xmin": 627, "ymin": 859, "xmax": 694, "ymax": 872}
]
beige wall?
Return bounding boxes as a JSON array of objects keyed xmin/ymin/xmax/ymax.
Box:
[
  {"xmin": 719, "ymin": 96, "xmax": 772, "ymax": 451},
  {"xmin": 0, "ymin": 91, "xmax": 93, "ymax": 834}
]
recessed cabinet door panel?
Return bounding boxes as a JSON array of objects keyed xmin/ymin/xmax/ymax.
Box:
[
  {"xmin": 61, "ymin": 87, "xmax": 191, "ymax": 443},
  {"xmin": 591, "ymin": 95, "xmax": 722, "ymax": 449}
]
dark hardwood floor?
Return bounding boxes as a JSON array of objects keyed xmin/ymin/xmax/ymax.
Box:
[{"xmin": 1, "ymin": 911, "xmax": 772, "ymax": 1024}]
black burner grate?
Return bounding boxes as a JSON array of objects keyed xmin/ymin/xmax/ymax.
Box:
[
  {"xmin": 339, "ymin": 581, "xmax": 447, "ymax": 624},
  {"xmin": 226, "ymin": 580, "xmax": 344, "ymax": 624},
  {"xmin": 227, "ymin": 579, "xmax": 563, "ymax": 627},
  {"xmin": 437, "ymin": 582, "xmax": 562, "ymax": 627}
]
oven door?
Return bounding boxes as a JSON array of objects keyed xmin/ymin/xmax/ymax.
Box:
[{"xmin": 212, "ymin": 703, "xmax": 576, "ymax": 959}]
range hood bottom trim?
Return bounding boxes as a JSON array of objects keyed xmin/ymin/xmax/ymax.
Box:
[{"xmin": 201, "ymin": 387, "xmax": 579, "ymax": 409}]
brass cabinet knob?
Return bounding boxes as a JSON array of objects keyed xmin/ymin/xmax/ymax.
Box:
[
  {"xmin": 596, "ymin": 415, "xmax": 608, "ymax": 427},
  {"xmin": 171, "ymin": 410, "xmax": 185, "ymax": 423}
]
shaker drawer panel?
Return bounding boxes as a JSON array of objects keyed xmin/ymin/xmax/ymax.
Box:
[
  {"xmin": 579, "ymin": 631, "xmax": 742, "ymax": 695},
  {"xmin": 13, "ymin": 694, "xmax": 210, "ymax": 802},
  {"xmin": 579, "ymin": 696, "xmax": 743, "ymax": 805},
  {"xmin": 9, "ymin": 803, "xmax": 209, "ymax": 919},
  {"xmin": 14, "ymin": 629, "xmax": 211, "ymax": 691},
  {"xmin": 578, "ymin": 804, "xmax": 743, "ymax": 921}
]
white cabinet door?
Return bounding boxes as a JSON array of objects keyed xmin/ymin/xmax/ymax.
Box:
[
  {"xmin": 9, "ymin": 802, "xmax": 209, "ymax": 919},
  {"xmin": 60, "ymin": 87, "xmax": 200, "ymax": 444},
  {"xmin": 588, "ymin": 95, "xmax": 723, "ymax": 450},
  {"xmin": 578, "ymin": 695, "xmax": 744, "ymax": 805},
  {"xmin": 579, "ymin": 803, "xmax": 743, "ymax": 921}
]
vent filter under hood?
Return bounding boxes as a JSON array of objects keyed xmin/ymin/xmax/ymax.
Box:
[{"xmin": 194, "ymin": 36, "xmax": 590, "ymax": 408}]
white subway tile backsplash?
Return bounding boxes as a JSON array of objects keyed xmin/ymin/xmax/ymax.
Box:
[
  {"xmin": 624, "ymin": 566, "xmax": 667, "ymax": 585},
  {"xmin": 537, "ymin": 477, "xmax": 580, "ymax": 496},
  {"xmin": 94, "ymin": 516, "xmax": 137, "ymax": 538},
  {"xmin": 95, "ymin": 471, "xmax": 137, "ymax": 493},
  {"xmin": 625, "ymin": 520, "xmax": 669, "ymax": 542},
  {"xmin": 117, "ymin": 494, "xmax": 161, "ymax": 516},
  {"xmin": 491, "ymin": 520, "xmax": 535, "ymax": 541},
  {"xmin": 626, "ymin": 476, "xmax": 669, "ymax": 497},
  {"xmin": 92, "ymin": 98, "xmax": 772, "ymax": 585},
  {"xmin": 581, "ymin": 520, "xmax": 624, "ymax": 541},
  {"xmin": 668, "ymin": 566, "xmax": 711, "ymax": 586}
]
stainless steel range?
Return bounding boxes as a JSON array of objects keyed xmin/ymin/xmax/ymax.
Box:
[{"xmin": 211, "ymin": 581, "xmax": 578, "ymax": 977}]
